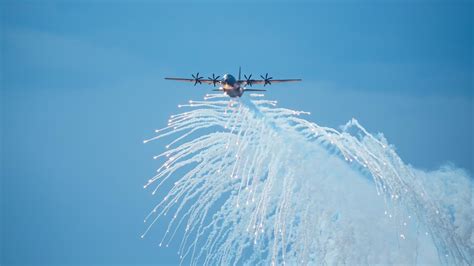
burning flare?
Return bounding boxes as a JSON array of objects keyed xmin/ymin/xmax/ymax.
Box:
[{"xmin": 142, "ymin": 94, "xmax": 472, "ymax": 265}]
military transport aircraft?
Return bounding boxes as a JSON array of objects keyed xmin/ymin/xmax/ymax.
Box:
[{"xmin": 165, "ymin": 67, "xmax": 302, "ymax": 98}]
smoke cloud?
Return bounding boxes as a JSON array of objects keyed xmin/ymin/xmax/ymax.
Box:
[{"xmin": 142, "ymin": 94, "xmax": 472, "ymax": 265}]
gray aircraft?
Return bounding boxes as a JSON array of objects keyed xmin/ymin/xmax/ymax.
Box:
[{"xmin": 165, "ymin": 67, "xmax": 302, "ymax": 98}]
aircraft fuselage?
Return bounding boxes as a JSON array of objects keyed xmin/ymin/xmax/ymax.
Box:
[{"xmin": 221, "ymin": 74, "xmax": 244, "ymax": 98}]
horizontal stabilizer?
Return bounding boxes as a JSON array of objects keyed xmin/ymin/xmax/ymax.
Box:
[{"xmin": 244, "ymin": 89, "xmax": 267, "ymax": 92}]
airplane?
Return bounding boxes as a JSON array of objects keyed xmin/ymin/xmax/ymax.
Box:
[{"xmin": 165, "ymin": 67, "xmax": 302, "ymax": 98}]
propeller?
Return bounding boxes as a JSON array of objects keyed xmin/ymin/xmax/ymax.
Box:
[
  {"xmin": 191, "ymin": 72, "xmax": 203, "ymax": 86},
  {"xmin": 208, "ymin": 73, "xmax": 221, "ymax": 87},
  {"xmin": 244, "ymin": 74, "xmax": 253, "ymax": 87},
  {"xmin": 260, "ymin": 73, "xmax": 273, "ymax": 86}
]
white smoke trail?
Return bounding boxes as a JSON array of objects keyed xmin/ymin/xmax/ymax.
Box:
[{"xmin": 142, "ymin": 94, "xmax": 472, "ymax": 265}]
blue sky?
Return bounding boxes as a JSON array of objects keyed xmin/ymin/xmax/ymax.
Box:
[{"xmin": 1, "ymin": 1, "xmax": 472, "ymax": 265}]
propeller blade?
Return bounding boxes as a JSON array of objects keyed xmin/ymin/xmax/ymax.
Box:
[
  {"xmin": 192, "ymin": 72, "xmax": 203, "ymax": 85},
  {"xmin": 243, "ymin": 74, "xmax": 253, "ymax": 87},
  {"xmin": 260, "ymin": 73, "xmax": 272, "ymax": 86},
  {"xmin": 208, "ymin": 74, "xmax": 221, "ymax": 87}
]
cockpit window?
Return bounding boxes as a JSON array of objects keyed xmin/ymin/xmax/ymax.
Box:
[{"xmin": 223, "ymin": 74, "xmax": 236, "ymax": 85}]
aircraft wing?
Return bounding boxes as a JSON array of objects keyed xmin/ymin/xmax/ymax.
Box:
[
  {"xmin": 165, "ymin": 77, "xmax": 218, "ymax": 85},
  {"xmin": 239, "ymin": 79, "xmax": 302, "ymax": 85}
]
